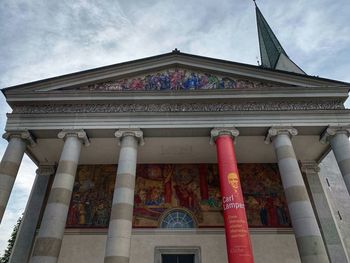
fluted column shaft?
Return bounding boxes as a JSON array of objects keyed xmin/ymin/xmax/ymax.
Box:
[
  {"xmin": 30, "ymin": 130, "xmax": 89, "ymax": 263},
  {"xmin": 0, "ymin": 131, "xmax": 34, "ymax": 223},
  {"xmin": 9, "ymin": 165, "xmax": 55, "ymax": 263},
  {"xmin": 104, "ymin": 129, "xmax": 143, "ymax": 263},
  {"xmin": 267, "ymin": 127, "xmax": 328, "ymax": 263}
]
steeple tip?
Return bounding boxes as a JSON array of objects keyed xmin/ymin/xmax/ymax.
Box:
[{"xmin": 255, "ymin": 4, "xmax": 305, "ymax": 74}]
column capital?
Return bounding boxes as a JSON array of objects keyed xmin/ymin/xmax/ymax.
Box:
[
  {"xmin": 300, "ymin": 161, "xmax": 320, "ymax": 174},
  {"xmin": 114, "ymin": 129, "xmax": 144, "ymax": 145},
  {"xmin": 265, "ymin": 126, "xmax": 298, "ymax": 144},
  {"xmin": 320, "ymin": 125, "xmax": 350, "ymax": 144},
  {"xmin": 210, "ymin": 127, "xmax": 239, "ymax": 144},
  {"xmin": 2, "ymin": 130, "xmax": 36, "ymax": 147},
  {"xmin": 36, "ymin": 165, "xmax": 56, "ymax": 176},
  {"xmin": 57, "ymin": 129, "xmax": 90, "ymax": 146}
]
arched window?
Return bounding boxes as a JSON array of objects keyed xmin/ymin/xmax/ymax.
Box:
[{"xmin": 160, "ymin": 209, "xmax": 195, "ymax": 229}]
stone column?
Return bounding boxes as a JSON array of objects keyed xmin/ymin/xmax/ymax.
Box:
[
  {"xmin": 0, "ymin": 130, "xmax": 35, "ymax": 223},
  {"xmin": 104, "ymin": 129, "xmax": 143, "ymax": 263},
  {"xmin": 320, "ymin": 126, "xmax": 350, "ymax": 195},
  {"xmin": 30, "ymin": 130, "xmax": 89, "ymax": 263},
  {"xmin": 266, "ymin": 127, "xmax": 328, "ymax": 263},
  {"xmin": 9, "ymin": 165, "xmax": 55, "ymax": 263},
  {"xmin": 301, "ymin": 161, "xmax": 348, "ymax": 263}
]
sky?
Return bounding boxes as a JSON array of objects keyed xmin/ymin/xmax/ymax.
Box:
[{"xmin": 0, "ymin": 0, "xmax": 350, "ymax": 256}]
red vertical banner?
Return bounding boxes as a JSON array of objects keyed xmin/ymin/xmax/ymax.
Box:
[{"xmin": 215, "ymin": 135, "xmax": 254, "ymax": 263}]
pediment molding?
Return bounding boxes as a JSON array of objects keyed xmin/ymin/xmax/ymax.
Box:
[{"xmin": 3, "ymin": 52, "xmax": 348, "ymax": 97}]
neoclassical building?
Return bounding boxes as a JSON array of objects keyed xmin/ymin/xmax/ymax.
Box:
[{"xmin": 1, "ymin": 4, "xmax": 350, "ymax": 263}]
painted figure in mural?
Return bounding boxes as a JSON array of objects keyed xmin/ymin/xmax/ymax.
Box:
[
  {"xmin": 245, "ymin": 195, "xmax": 260, "ymax": 225},
  {"xmin": 78, "ymin": 167, "xmax": 93, "ymax": 192},
  {"xmin": 275, "ymin": 198, "xmax": 289, "ymax": 225},
  {"xmin": 134, "ymin": 176, "xmax": 147, "ymax": 207},
  {"xmin": 145, "ymin": 75, "xmax": 160, "ymax": 90},
  {"xmin": 207, "ymin": 75, "xmax": 220, "ymax": 89},
  {"xmin": 84, "ymin": 200, "xmax": 93, "ymax": 225},
  {"xmin": 259, "ymin": 199, "xmax": 268, "ymax": 226},
  {"xmin": 129, "ymin": 78, "xmax": 144, "ymax": 90},
  {"xmin": 78, "ymin": 201, "xmax": 86, "ymax": 225},
  {"xmin": 94, "ymin": 203, "xmax": 109, "ymax": 226},
  {"xmin": 183, "ymin": 73, "xmax": 199, "ymax": 90},
  {"xmin": 174, "ymin": 184, "xmax": 194, "ymax": 208},
  {"xmin": 170, "ymin": 69, "xmax": 184, "ymax": 90},
  {"xmin": 222, "ymin": 78, "xmax": 236, "ymax": 89},
  {"xmin": 207, "ymin": 189, "xmax": 221, "ymax": 208},
  {"xmin": 67, "ymin": 196, "xmax": 80, "ymax": 226},
  {"xmin": 135, "ymin": 189, "xmax": 147, "ymax": 206},
  {"xmin": 266, "ymin": 196, "xmax": 278, "ymax": 226},
  {"xmin": 199, "ymin": 74, "xmax": 209, "ymax": 88},
  {"xmin": 147, "ymin": 165, "xmax": 163, "ymax": 180},
  {"xmin": 145, "ymin": 186, "xmax": 164, "ymax": 206},
  {"xmin": 163, "ymin": 164, "xmax": 173, "ymax": 204},
  {"xmin": 158, "ymin": 73, "xmax": 170, "ymax": 90},
  {"xmin": 117, "ymin": 80, "xmax": 127, "ymax": 90}
]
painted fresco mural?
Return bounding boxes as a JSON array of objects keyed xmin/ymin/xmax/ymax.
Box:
[
  {"xmin": 66, "ymin": 163, "xmax": 291, "ymax": 228},
  {"xmin": 66, "ymin": 165, "xmax": 116, "ymax": 227},
  {"xmin": 69, "ymin": 68, "xmax": 275, "ymax": 92}
]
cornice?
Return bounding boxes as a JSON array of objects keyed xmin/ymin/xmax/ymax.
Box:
[
  {"xmin": 5, "ymin": 110, "xmax": 350, "ymax": 131},
  {"xmin": 5, "ymin": 85, "xmax": 349, "ymax": 101}
]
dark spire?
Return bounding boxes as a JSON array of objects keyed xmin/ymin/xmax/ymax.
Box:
[{"xmin": 255, "ymin": 3, "xmax": 305, "ymax": 74}]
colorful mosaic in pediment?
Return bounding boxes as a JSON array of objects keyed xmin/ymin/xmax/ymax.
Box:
[{"xmin": 64, "ymin": 68, "xmax": 278, "ymax": 92}]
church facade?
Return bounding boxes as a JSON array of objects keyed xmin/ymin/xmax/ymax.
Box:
[{"xmin": 1, "ymin": 4, "xmax": 350, "ymax": 263}]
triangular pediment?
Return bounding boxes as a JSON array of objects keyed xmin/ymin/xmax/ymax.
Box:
[
  {"xmin": 59, "ymin": 67, "xmax": 283, "ymax": 92},
  {"xmin": 3, "ymin": 52, "xmax": 348, "ymax": 97}
]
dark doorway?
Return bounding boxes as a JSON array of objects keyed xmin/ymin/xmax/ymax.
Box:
[{"xmin": 162, "ymin": 254, "xmax": 195, "ymax": 263}]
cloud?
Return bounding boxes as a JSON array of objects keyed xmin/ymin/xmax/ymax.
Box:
[
  {"xmin": 0, "ymin": 155, "xmax": 36, "ymax": 257},
  {"xmin": 1, "ymin": 0, "xmax": 349, "ymax": 87}
]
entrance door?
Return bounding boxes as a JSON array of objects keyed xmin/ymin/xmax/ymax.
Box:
[
  {"xmin": 162, "ymin": 254, "xmax": 195, "ymax": 263},
  {"xmin": 155, "ymin": 246, "xmax": 200, "ymax": 263}
]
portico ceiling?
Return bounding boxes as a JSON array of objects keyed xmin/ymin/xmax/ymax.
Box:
[{"xmin": 26, "ymin": 132, "xmax": 329, "ymax": 166}]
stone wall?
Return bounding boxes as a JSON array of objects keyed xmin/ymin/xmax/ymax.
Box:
[
  {"xmin": 57, "ymin": 229, "xmax": 301, "ymax": 263},
  {"xmin": 319, "ymin": 151, "xmax": 350, "ymax": 259}
]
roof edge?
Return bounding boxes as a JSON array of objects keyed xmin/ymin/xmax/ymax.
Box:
[{"xmin": 2, "ymin": 51, "xmax": 350, "ymax": 92}]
